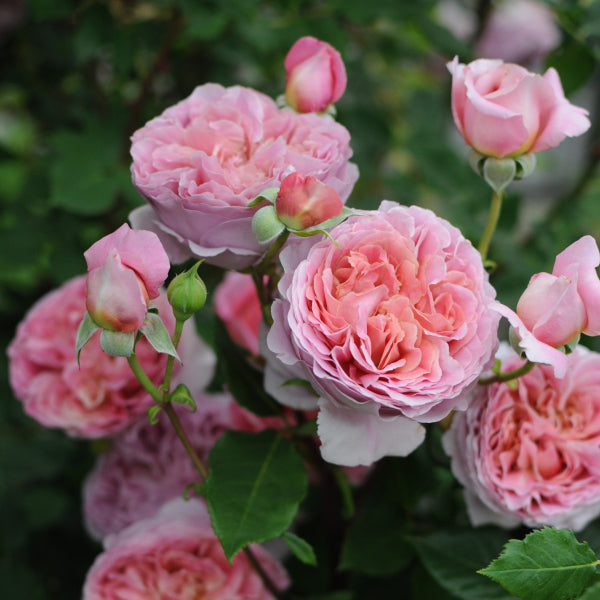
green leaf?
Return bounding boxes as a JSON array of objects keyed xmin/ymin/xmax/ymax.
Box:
[
  {"xmin": 100, "ymin": 330, "xmax": 135, "ymax": 357},
  {"xmin": 140, "ymin": 313, "xmax": 180, "ymax": 360},
  {"xmin": 479, "ymin": 528, "xmax": 599, "ymax": 600},
  {"xmin": 411, "ymin": 527, "xmax": 514, "ymax": 600},
  {"xmin": 579, "ymin": 579, "xmax": 600, "ymax": 600},
  {"xmin": 206, "ymin": 430, "xmax": 307, "ymax": 561},
  {"xmin": 214, "ymin": 318, "xmax": 279, "ymax": 416},
  {"xmin": 170, "ymin": 383, "xmax": 197, "ymax": 412},
  {"xmin": 147, "ymin": 404, "xmax": 162, "ymax": 425},
  {"xmin": 281, "ymin": 531, "xmax": 317, "ymax": 566},
  {"xmin": 75, "ymin": 311, "xmax": 100, "ymax": 365},
  {"xmin": 340, "ymin": 502, "xmax": 413, "ymax": 576}
]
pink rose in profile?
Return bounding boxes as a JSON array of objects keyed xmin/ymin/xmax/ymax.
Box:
[
  {"xmin": 130, "ymin": 84, "xmax": 358, "ymax": 269},
  {"xmin": 444, "ymin": 344, "xmax": 600, "ymax": 531},
  {"xmin": 83, "ymin": 393, "xmax": 282, "ymax": 540},
  {"xmin": 84, "ymin": 224, "xmax": 170, "ymax": 332},
  {"xmin": 275, "ymin": 172, "xmax": 343, "ymax": 230},
  {"xmin": 476, "ymin": 1, "xmax": 561, "ymax": 67},
  {"xmin": 266, "ymin": 201, "xmax": 499, "ymax": 466},
  {"xmin": 493, "ymin": 235, "xmax": 600, "ymax": 377},
  {"xmin": 83, "ymin": 498, "xmax": 289, "ymax": 600},
  {"xmin": 214, "ymin": 272, "xmax": 262, "ymax": 355},
  {"xmin": 284, "ymin": 36, "xmax": 347, "ymax": 113},
  {"xmin": 7, "ymin": 276, "xmax": 214, "ymax": 438},
  {"xmin": 448, "ymin": 57, "xmax": 590, "ymax": 158}
]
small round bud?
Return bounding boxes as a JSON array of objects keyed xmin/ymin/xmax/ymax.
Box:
[{"xmin": 167, "ymin": 262, "xmax": 207, "ymax": 321}]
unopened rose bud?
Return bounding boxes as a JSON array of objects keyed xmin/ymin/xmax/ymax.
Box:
[
  {"xmin": 275, "ymin": 172, "xmax": 343, "ymax": 230},
  {"xmin": 167, "ymin": 262, "xmax": 207, "ymax": 321},
  {"xmin": 284, "ymin": 36, "xmax": 347, "ymax": 113},
  {"xmin": 516, "ymin": 272, "xmax": 586, "ymax": 347},
  {"xmin": 84, "ymin": 224, "xmax": 170, "ymax": 332}
]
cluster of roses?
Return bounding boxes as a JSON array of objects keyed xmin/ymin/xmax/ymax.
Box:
[{"xmin": 7, "ymin": 29, "xmax": 600, "ymax": 598}]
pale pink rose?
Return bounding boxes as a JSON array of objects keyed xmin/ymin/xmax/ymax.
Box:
[
  {"xmin": 130, "ymin": 84, "xmax": 358, "ymax": 269},
  {"xmin": 493, "ymin": 235, "xmax": 600, "ymax": 378},
  {"xmin": 83, "ymin": 498, "xmax": 289, "ymax": 600},
  {"xmin": 476, "ymin": 1, "xmax": 561, "ymax": 67},
  {"xmin": 214, "ymin": 271, "xmax": 262, "ymax": 355},
  {"xmin": 275, "ymin": 172, "xmax": 343, "ymax": 230},
  {"xmin": 84, "ymin": 224, "xmax": 170, "ymax": 332},
  {"xmin": 284, "ymin": 36, "xmax": 347, "ymax": 113},
  {"xmin": 8, "ymin": 276, "xmax": 214, "ymax": 438},
  {"xmin": 444, "ymin": 344, "xmax": 600, "ymax": 531},
  {"xmin": 83, "ymin": 393, "xmax": 278, "ymax": 540},
  {"xmin": 266, "ymin": 201, "xmax": 499, "ymax": 466},
  {"xmin": 448, "ymin": 57, "xmax": 590, "ymax": 158}
]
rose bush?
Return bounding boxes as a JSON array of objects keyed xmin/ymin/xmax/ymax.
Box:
[
  {"xmin": 83, "ymin": 498, "xmax": 289, "ymax": 600},
  {"xmin": 130, "ymin": 84, "xmax": 358, "ymax": 269},
  {"xmin": 448, "ymin": 57, "xmax": 590, "ymax": 158},
  {"xmin": 8, "ymin": 276, "xmax": 214, "ymax": 438},
  {"xmin": 266, "ymin": 201, "xmax": 499, "ymax": 466},
  {"xmin": 444, "ymin": 344, "xmax": 600, "ymax": 531}
]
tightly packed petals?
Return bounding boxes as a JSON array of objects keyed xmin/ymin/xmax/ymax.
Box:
[
  {"xmin": 493, "ymin": 235, "xmax": 600, "ymax": 377},
  {"xmin": 448, "ymin": 57, "xmax": 590, "ymax": 158},
  {"xmin": 444, "ymin": 344, "xmax": 600, "ymax": 531},
  {"xmin": 267, "ymin": 201, "xmax": 499, "ymax": 466},
  {"xmin": 8, "ymin": 276, "xmax": 214, "ymax": 438},
  {"xmin": 130, "ymin": 84, "xmax": 358, "ymax": 269},
  {"xmin": 84, "ymin": 224, "xmax": 170, "ymax": 332},
  {"xmin": 284, "ymin": 36, "xmax": 347, "ymax": 113},
  {"xmin": 476, "ymin": 0, "xmax": 561, "ymax": 67},
  {"xmin": 214, "ymin": 271, "xmax": 262, "ymax": 355},
  {"xmin": 275, "ymin": 172, "xmax": 343, "ymax": 230},
  {"xmin": 83, "ymin": 498, "xmax": 289, "ymax": 600},
  {"xmin": 83, "ymin": 395, "xmax": 282, "ymax": 540}
]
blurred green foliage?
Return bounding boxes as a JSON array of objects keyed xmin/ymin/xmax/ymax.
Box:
[{"xmin": 1, "ymin": 0, "xmax": 599, "ymax": 598}]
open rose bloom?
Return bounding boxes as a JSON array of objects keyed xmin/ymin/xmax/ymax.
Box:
[
  {"xmin": 83, "ymin": 498, "xmax": 289, "ymax": 600},
  {"xmin": 444, "ymin": 345, "xmax": 600, "ymax": 531},
  {"xmin": 130, "ymin": 84, "xmax": 358, "ymax": 269},
  {"xmin": 267, "ymin": 201, "xmax": 499, "ymax": 466},
  {"xmin": 448, "ymin": 57, "xmax": 590, "ymax": 158},
  {"xmin": 8, "ymin": 276, "xmax": 214, "ymax": 438}
]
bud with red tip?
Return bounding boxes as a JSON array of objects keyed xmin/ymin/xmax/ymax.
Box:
[
  {"xmin": 284, "ymin": 36, "xmax": 347, "ymax": 113},
  {"xmin": 275, "ymin": 172, "xmax": 343, "ymax": 231}
]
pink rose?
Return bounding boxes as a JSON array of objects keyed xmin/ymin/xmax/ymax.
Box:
[
  {"xmin": 493, "ymin": 235, "xmax": 600, "ymax": 377},
  {"xmin": 284, "ymin": 36, "xmax": 347, "ymax": 113},
  {"xmin": 84, "ymin": 224, "xmax": 170, "ymax": 332},
  {"xmin": 214, "ymin": 271, "xmax": 262, "ymax": 355},
  {"xmin": 266, "ymin": 201, "xmax": 499, "ymax": 466},
  {"xmin": 8, "ymin": 276, "xmax": 214, "ymax": 438},
  {"xmin": 476, "ymin": 1, "xmax": 561, "ymax": 67},
  {"xmin": 444, "ymin": 344, "xmax": 600, "ymax": 531},
  {"xmin": 83, "ymin": 498, "xmax": 289, "ymax": 600},
  {"xmin": 83, "ymin": 393, "xmax": 278, "ymax": 540},
  {"xmin": 448, "ymin": 57, "xmax": 590, "ymax": 158},
  {"xmin": 275, "ymin": 172, "xmax": 343, "ymax": 230},
  {"xmin": 130, "ymin": 84, "xmax": 358, "ymax": 269}
]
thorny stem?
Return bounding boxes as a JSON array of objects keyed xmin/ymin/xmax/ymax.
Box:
[
  {"xmin": 478, "ymin": 190, "xmax": 503, "ymax": 262},
  {"xmin": 478, "ymin": 360, "xmax": 535, "ymax": 385},
  {"xmin": 162, "ymin": 319, "xmax": 184, "ymax": 397}
]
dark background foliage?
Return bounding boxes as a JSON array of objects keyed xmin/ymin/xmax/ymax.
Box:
[{"xmin": 1, "ymin": 0, "xmax": 599, "ymax": 598}]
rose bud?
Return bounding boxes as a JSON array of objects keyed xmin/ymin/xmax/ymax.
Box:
[
  {"xmin": 84, "ymin": 224, "xmax": 170, "ymax": 332},
  {"xmin": 284, "ymin": 36, "xmax": 347, "ymax": 113},
  {"xmin": 275, "ymin": 172, "xmax": 343, "ymax": 230},
  {"xmin": 167, "ymin": 262, "xmax": 207, "ymax": 322},
  {"xmin": 448, "ymin": 57, "xmax": 590, "ymax": 158}
]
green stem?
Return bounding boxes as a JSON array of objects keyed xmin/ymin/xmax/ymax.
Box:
[
  {"xmin": 479, "ymin": 360, "xmax": 535, "ymax": 385},
  {"xmin": 478, "ymin": 190, "xmax": 503, "ymax": 262},
  {"xmin": 162, "ymin": 401, "xmax": 208, "ymax": 479},
  {"xmin": 255, "ymin": 229, "xmax": 290, "ymax": 274},
  {"xmin": 162, "ymin": 319, "xmax": 184, "ymax": 396},
  {"xmin": 127, "ymin": 354, "xmax": 163, "ymax": 403}
]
